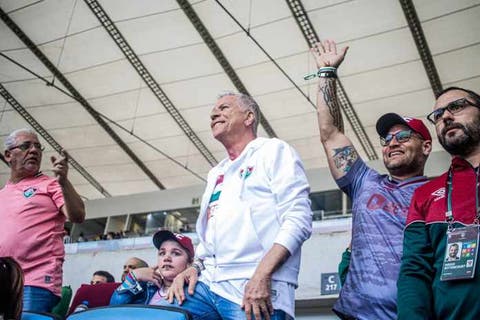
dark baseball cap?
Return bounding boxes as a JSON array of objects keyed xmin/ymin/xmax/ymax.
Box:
[{"xmin": 376, "ymin": 113, "xmax": 432, "ymax": 141}]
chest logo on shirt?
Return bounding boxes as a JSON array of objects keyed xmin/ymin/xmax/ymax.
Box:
[
  {"xmin": 431, "ymin": 187, "xmax": 446, "ymax": 202},
  {"xmin": 367, "ymin": 193, "xmax": 407, "ymax": 216},
  {"xmin": 23, "ymin": 187, "xmax": 37, "ymax": 198},
  {"xmin": 239, "ymin": 166, "xmax": 254, "ymax": 179}
]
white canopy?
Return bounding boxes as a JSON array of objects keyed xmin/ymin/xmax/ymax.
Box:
[{"xmin": 0, "ymin": 0, "xmax": 478, "ymax": 199}]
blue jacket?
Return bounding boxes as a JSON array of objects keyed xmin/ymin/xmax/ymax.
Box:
[{"xmin": 109, "ymin": 272, "xmax": 162, "ymax": 305}]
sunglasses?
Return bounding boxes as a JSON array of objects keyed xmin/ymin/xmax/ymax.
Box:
[
  {"xmin": 8, "ymin": 141, "xmax": 44, "ymax": 152},
  {"xmin": 380, "ymin": 130, "xmax": 418, "ymax": 147},
  {"xmin": 427, "ymin": 98, "xmax": 480, "ymax": 124}
]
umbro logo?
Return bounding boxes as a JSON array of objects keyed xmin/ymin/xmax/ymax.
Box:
[{"xmin": 431, "ymin": 187, "xmax": 445, "ymax": 202}]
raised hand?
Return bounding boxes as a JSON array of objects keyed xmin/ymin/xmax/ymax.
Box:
[
  {"xmin": 310, "ymin": 39, "xmax": 349, "ymax": 69},
  {"xmin": 50, "ymin": 149, "xmax": 69, "ymax": 185},
  {"xmin": 132, "ymin": 267, "xmax": 164, "ymax": 287}
]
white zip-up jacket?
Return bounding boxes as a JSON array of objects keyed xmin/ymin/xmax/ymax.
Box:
[{"xmin": 196, "ymin": 137, "xmax": 313, "ymax": 286}]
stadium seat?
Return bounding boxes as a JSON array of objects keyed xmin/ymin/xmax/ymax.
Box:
[
  {"xmin": 21, "ymin": 311, "xmax": 62, "ymax": 320},
  {"xmin": 68, "ymin": 282, "xmax": 120, "ymax": 315},
  {"xmin": 66, "ymin": 305, "xmax": 191, "ymax": 320}
]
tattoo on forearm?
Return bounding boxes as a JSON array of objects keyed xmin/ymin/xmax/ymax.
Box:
[
  {"xmin": 332, "ymin": 146, "xmax": 358, "ymax": 173},
  {"xmin": 319, "ymin": 79, "xmax": 344, "ymax": 133}
]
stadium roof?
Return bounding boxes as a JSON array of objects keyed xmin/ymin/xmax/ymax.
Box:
[{"xmin": 0, "ymin": 0, "xmax": 478, "ymax": 199}]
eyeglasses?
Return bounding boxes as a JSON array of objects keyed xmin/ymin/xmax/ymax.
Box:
[
  {"xmin": 380, "ymin": 130, "xmax": 418, "ymax": 146},
  {"xmin": 427, "ymin": 98, "xmax": 480, "ymax": 124},
  {"xmin": 9, "ymin": 141, "xmax": 44, "ymax": 152}
]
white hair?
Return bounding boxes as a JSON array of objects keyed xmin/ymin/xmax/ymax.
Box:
[
  {"xmin": 217, "ymin": 91, "xmax": 261, "ymax": 135},
  {"xmin": 4, "ymin": 128, "xmax": 38, "ymax": 150}
]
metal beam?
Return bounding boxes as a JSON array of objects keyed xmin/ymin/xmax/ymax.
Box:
[
  {"xmin": 177, "ymin": 0, "xmax": 277, "ymax": 138},
  {"xmin": 83, "ymin": 0, "xmax": 218, "ymax": 166},
  {"xmin": 399, "ymin": 0, "xmax": 443, "ymax": 96},
  {"xmin": 285, "ymin": 0, "xmax": 378, "ymax": 160},
  {"xmin": 0, "ymin": 7, "xmax": 166, "ymax": 190},
  {"xmin": 0, "ymin": 83, "xmax": 111, "ymax": 197}
]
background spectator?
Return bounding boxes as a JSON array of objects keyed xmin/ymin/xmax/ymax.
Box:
[
  {"xmin": 63, "ymin": 227, "xmax": 72, "ymax": 244},
  {"xmin": 91, "ymin": 270, "xmax": 115, "ymax": 285},
  {"xmin": 121, "ymin": 257, "xmax": 148, "ymax": 282},
  {"xmin": 0, "ymin": 257, "xmax": 24, "ymax": 320},
  {"xmin": 77, "ymin": 232, "xmax": 87, "ymax": 242}
]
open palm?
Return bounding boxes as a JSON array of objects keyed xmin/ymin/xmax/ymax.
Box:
[{"xmin": 311, "ymin": 39, "xmax": 348, "ymax": 69}]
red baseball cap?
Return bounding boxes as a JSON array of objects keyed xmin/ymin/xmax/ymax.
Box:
[
  {"xmin": 153, "ymin": 230, "xmax": 194, "ymax": 258},
  {"xmin": 376, "ymin": 113, "xmax": 432, "ymax": 141}
]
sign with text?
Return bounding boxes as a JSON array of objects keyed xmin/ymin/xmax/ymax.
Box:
[{"xmin": 321, "ymin": 272, "xmax": 340, "ymax": 295}]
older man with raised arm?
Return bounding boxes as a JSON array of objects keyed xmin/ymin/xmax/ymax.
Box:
[
  {"xmin": 311, "ymin": 40, "xmax": 432, "ymax": 319},
  {"xmin": 398, "ymin": 87, "xmax": 480, "ymax": 320},
  {"xmin": 0, "ymin": 128, "xmax": 85, "ymax": 312},
  {"xmin": 168, "ymin": 92, "xmax": 312, "ymax": 320}
]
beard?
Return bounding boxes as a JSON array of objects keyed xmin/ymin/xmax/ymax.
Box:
[
  {"xmin": 438, "ymin": 118, "xmax": 480, "ymax": 157},
  {"xmin": 384, "ymin": 154, "xmax": 423, "ymax": 177}
]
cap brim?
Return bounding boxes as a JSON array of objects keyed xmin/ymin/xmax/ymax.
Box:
[{"xmin": 376, "ymin": 113, "xmax": 408, "ymax": 137}]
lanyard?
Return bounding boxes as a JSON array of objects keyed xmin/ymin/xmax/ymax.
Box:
[{"xmin": 445, "ymin": 167, "xmax": 480, "ymax": 229}]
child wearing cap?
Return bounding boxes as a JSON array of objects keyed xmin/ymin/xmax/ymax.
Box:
[{"xmin": 109, "ymin": 230, "xmax": 194, "ymax": 305}]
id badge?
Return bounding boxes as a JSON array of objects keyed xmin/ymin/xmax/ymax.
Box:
[{"xmin": 441, "ymin": 225, "xmax": 479, "ymax": 281}]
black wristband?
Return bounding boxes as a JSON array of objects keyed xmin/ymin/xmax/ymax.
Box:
[{"xmin": 318, "ymin": 71, "xmax": 337, "ymax": 78}]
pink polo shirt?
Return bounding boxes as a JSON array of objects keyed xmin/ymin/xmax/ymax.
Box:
[{"xmin": 0, "ymin": 173, "xmax": 65, "ymax": 296}]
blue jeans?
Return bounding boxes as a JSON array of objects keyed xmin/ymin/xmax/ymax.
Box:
[
  {"xmin": 23, "ymin": 286, "xmax": 60, "ymax": 313},
  {"xmin": 174, "ymin": 282, "xmax": 291, "ymax": 320}
]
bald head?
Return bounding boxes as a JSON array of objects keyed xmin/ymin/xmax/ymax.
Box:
[{"xmin": 121, "ymin": 257, "xmax": 148, "ymax": 281}]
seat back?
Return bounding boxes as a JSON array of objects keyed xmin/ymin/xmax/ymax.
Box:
[
  {"xmin": 21, "ymin": 311, "xmax": 63, "ymax": 320},
  {"xmin": 66, "ymin": 305, "xmax": 191, "ymax": 320},
  {"xmin": 68, "ymin": 282, "xmax": 120, "ymax": 315}
]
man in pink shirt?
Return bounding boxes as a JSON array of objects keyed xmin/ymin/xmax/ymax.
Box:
[{"xmin": 0, "ymin": 128, "xmax": 85, "ymax": 312}]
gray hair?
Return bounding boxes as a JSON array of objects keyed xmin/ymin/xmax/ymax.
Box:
[
  {"xmin": 4, "ymin": 128, "xmax": 38, "ymax": 150},
  {"xmin": 218, "ymin": 91, "xmax": 261, "ymax": 135}
]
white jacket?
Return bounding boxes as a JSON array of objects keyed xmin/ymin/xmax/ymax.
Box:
[{"xmin": 196, "ymin": 137, "xmax": 312, "ymax": 286}]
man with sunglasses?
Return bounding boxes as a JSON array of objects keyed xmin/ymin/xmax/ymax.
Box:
[
  {"xmin": 0, "ymin": 128, "xmax": 85, "ymax": 312},
  {"xmin": 398, "ymin": 87, "xmax": 480, "ymax": 320},
  {"xmin": 311, "ymin": 39, "xmax": 432, "ymax": 319}
]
